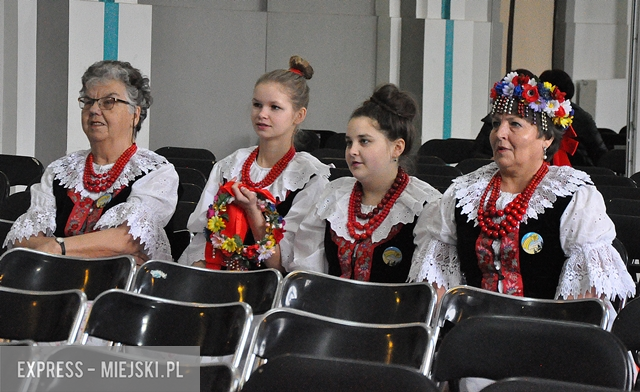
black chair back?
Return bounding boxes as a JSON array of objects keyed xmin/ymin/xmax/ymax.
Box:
[
  {"xmin": 590, "ymin": 174, "xmax": 637, "ymax": 188},
  {"xmin": 0, "ymin": 218, "xmax": 13, "ymax": 255},
  {"xmin": 415, "ymin": 163, "xmax": 463, "ymax": 177},
  {"xmin": 413, "ymin": 173, "xmax": 455, "ymax": 193},
  {"xmin": 155, "ymin": 146, "xmax": 216, "ymax": 161},
  {"xmin": 0, "ymin": 171, "xmax": 10, "ymax": 206},
  {"xmin": 31, "ymin": 345, "xmax": 233, "ymax": 392},
  {"xmin": 456, "ymin": 158, "xmax": 493, "ymax": 174},
  {"xmin": 319, "ymin": 157, "xmax": 348, "ymax": 168},
  {"xmin": 0, "ymin": 154, "xmax": 44, "ymax": 187},
  {"xmin": 415, "ymin": 155, "xmax": 447, "ymax": 165},
  {"xmin": 178, "ymin": 182, "xmax": 203, "ymax": 202},
  {"xmin": 243, "ymin": 308, "xmax": 434, "ymax": 380},
  {"xmin": 574, "ymin": 166, "xmax": 617, "ymax": 176},
  {"xmin": 435, "ymin": 286, "xmax": 610, "ymax": 338},
  {"xmin": 83, "ymin": 290, "xmax": 252, "ymax": 367},
  {"xmin": 417, "ymin": 138, "xmax": 476, "ymax": 164},
  {"xmin": 310, "ymin": 148, "xmax": 346, "ymax": 159},
  {"xmin": 175, "ymin": 166, "xmax": 207, "ymax": 189},
  {"xmin": 612, "ymin": 297, "xmax": 640, "ymax": 371},
  {"xmin": 596, "ymin": 185, "xmax": 640, "ymax": 201},
  {"xmin": 597, "ymin": 149, "xmax": 626, "ymax": 175},
  {"xmin": 0, "ymin": 190, "xmax": 31, "ymax": 221},
  {"xmin": 278, "ymin": 270, "xmax": 436, "ymax": 325},
  {"xmin": 165, "ymin": 157, "xmax": 215, "ymax": 178},
  {"xmin": 606, "ymin": 198, "xmax": 640, "ymax": 216},
  {"xmin": 241, "ymin": 354, "xmax": 439, "ymax": 392},
  {"xmin": 133, "ymin": 260, "xmax": 282, "ymax": 315},
  {"xmin": 480, "ymin": 377, "xmax": 629, "ymax": 392},
  {"xmin": 432, "ymin": 316, "xmax": 633, "ymax": 390},
  {"xmin": 0, "ymin": 248, "xmax": 135, "ymax": 300},
  {"xmin": 323, "ymin": 133, "xmax": 347, "ymax": 150},
  {"xmin": 0, "ymin": 286, "xmax": 86, "ymax": 343},
  {"xmin": 329, "ymin": 167, "xmax": 352, "ymax": 180}
]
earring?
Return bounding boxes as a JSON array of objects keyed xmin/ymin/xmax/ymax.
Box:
[{"xmin": 543, "ymin": 147, "xmax": 548, "ymax": 160}]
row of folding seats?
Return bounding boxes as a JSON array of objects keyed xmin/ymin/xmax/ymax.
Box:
[
  {"xmin": 2, "ymin": 247, "xmax": 640, "ymax": 391},
  {"xmin": 0, "ymin": 250, "xmax": 437, "ymax": 391}
]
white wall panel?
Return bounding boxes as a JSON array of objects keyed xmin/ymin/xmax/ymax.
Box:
[{"xmin": 266, "ymin": 11, "xmax": 377, "ymax": 137}]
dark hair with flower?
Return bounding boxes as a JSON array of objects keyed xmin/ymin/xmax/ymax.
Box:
[
  {"xmin": 205, "ymin": 181, "xmax": 286, "ymax": 270},
  {"xmin": 490, "ymin": 71, "xmax": 573, "ymax": 159}
]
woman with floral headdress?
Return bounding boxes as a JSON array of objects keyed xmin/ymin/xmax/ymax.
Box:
[
  {"xmin": 409, "ymin": 71, "xmax": 635, "ymax": 302},
  {"xmin": 291, "ymin": 83, "xmax": 441, "ymax": 282}
]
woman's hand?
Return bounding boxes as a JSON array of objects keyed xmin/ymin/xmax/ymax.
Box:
[{"xmin": 230, "ymin": 182, "xmax": 260, "ymax": 215}]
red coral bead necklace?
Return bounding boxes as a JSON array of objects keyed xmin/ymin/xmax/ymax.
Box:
[
  {"xmin": 241, "ymin": 146, "xmax": 296, "ymax": 188},
  {"xmin": 83, "ymin": 143, "xmax": 138, "ymax": 193},
  {"xmin": 477, "ymin": 163, "xmax": 548, "ymax": 239},
  {"xmin": 347, "ymin": 167, "xmax": 409, "ymax": 241}
]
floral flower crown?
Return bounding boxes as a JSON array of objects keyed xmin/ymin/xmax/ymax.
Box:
[
  {"xmin": 490, "ymin": 72, "xmax": 574, "ymax": 132},
  {"xmin": 205, "ymin": 182, "xmax": 285, "ymax": 270}
]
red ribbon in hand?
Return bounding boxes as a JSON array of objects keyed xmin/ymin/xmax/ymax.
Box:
[{"xmin": 204, "ymin": 181, "xmax": 276, "ymax": 270}]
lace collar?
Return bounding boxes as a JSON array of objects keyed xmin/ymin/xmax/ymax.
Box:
[
  {"xmin": 216, "ymin": 147, "xmax": 331, "ymax": 201},
  {"xmin": 454, "ymin": 162, "xmax": 592, "ymax": 223},
  {"xmin": 316, "ymin": 176, "xmax": 441, "ymax": 243},
  {"xmin": 50, "ymin": 148, "xmax": 169, "ymax": 198}
]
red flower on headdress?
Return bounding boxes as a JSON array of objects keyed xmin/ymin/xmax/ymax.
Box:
[
  {"xmin": 552, "ymin": 88, "xmax": 566, "ymax": 102},
  {"xmin": 522, "ymin": 84, "xmax": 539, "ymax": 103},
  {"xmin": 490, "ymin": 82, "xmax": 499, "ymax": 99},
  {"xmin": 516, "ymin": 74, "xmax": 530, "ymax": 85},
  {"xmin": 555, "ymin": 105, "xmax": 566, "ymax": 118}
]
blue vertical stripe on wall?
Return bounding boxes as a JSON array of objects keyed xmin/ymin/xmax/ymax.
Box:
[
  {"xmin": 101, "ymin": 0, "xmax": 119, "ymax": 60},
  {"xmin": 442, "ymin": 0, "xmax": 453, "ymax": 140}
]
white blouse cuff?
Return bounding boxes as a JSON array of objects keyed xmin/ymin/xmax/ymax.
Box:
[
  {"xmin": 556, "ymin": 242, "xmax": 636, "ymax": 301},
  {"xmin": 408, "ymin": 238, "xmax": 461, "ymax": 288}
]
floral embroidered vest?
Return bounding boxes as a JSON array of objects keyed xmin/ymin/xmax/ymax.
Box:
[
  {"xmin": 52, "ymin": 175, "xmax": 143, "ymax": 237},
  {"xmin": 324, "ymin": 218, "xmax": 417, "ymax": 283},
  {"xmin": 454, "ymin": 195, "xmax": 572, "ymax": 299}
]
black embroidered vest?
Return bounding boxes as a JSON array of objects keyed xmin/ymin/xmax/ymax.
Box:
[
  {"xmin": 324, "ymin": 218, "xmax": 418, "ymax": 283},
  {"xmin": 454, "ymin": 195, "xmax": 572, "ymax": 299},
  {"xmin": 52, "ymin": 176, "xmax": 144, "ymax": 237}
]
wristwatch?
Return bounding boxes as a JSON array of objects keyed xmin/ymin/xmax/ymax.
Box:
[{"xmin": 55, "ymin": 237, "xmax": 66, "ymax": 255}]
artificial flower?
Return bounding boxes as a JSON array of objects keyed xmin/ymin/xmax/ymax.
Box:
[{"xmin": 205, "ymin": 180, "xmax": 285, "ymax": 270}]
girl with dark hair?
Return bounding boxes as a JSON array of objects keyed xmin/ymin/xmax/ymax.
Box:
[
  {"xmin": 292, "ymin": 83, "xmax": 441, "ymax": 283},
  {"xmin": 178, "ymin": 56, "xmax": 331, "ymax": 273}
]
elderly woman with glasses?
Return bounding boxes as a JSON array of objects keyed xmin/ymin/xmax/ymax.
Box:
[{"xmin": 4, "ymin": 60, "xmax": 179, "ymax": 264}]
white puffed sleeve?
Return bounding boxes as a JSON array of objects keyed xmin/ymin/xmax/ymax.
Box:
[
  {"xmin": 279, "ymin": 173, "xmax": 329, "ymax": 272},
  {"xmin": 556, "ymin": 185, "xmax": 636, "ymax": 300},
  {"xmin": 408, "ymin": 186, "xmax": 462, "ymax": 288},
  {"xmin": 288, "ymin": 199, "xmax": 329, "ymax": 273},
  {"xmin": 95, "ymin": 163, "xmax": 179, "ymax": 261}
]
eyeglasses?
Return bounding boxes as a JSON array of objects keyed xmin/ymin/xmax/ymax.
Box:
[{"xmin": 78, "ymin": 96, "xmax": 135, "ymax": 111}]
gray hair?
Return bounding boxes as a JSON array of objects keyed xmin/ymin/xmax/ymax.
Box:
[{"xmin": 80, "ymin": 60, "xmax": 152, "ymax": 136}]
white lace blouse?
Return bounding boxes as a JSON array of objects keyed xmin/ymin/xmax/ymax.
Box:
[
  {"xmin": 408, "ymin": 162, "xmax": 636, "ymax": 301},
  {"xmin": 3, "ymin": 148, "xmax": 180, "ymax": 261},
  {"xmin": 177, "ymin": 147, "xmax": 332, "ymax": 268},
  {"xmin": 291, "ymin": 176, "xmax": 442, "ymax": 273}
]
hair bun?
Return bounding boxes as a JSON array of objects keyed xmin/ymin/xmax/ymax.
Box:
[
  {"xmin": 289, "ymin": 55, "xmax": 314, "ymax": 80},
  {"xmin": 371, "ymin": 84, "xmax": 417, "ymax": 121}
]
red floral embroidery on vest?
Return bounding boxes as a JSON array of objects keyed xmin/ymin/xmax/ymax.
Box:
[
  {"xmin": 64, "ymin": 188, "xmax": 124, "ymax": 236},
  {"xmin": 330, "ymin": 223, "xmax": 404, "ymax": 281}
]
